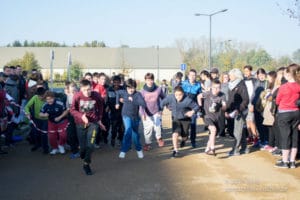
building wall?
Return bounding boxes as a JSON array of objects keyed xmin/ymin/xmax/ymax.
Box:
[{"xmin": 0, "ymin": 47, "xmax": 184, "ymax": 81}]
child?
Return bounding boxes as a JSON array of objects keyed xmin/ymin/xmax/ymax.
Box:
[
  {"xmin": 24, "ymin": 87, "xmax": 49, "ymax": 154},
  {"xmin": 70, "ymin": 79, "xmax": 106, "ymax": 175},
  {"xmin": 65, "ymin": 82, "xmax": 80, "ymax": 159},
  {"xmin": 116, "ymin": 78, "xmax": 147, "ymax": 159},
  {"xmin": 160, "ymin": 86, "xmax": 199, "ymax": 158},
  {"xmin": 140, "ymin": 73, "xmax": 165, "ymax": 151},
  {"xmin": 94, "ymin": 72, "xmax": 109, "ymax": 147},
  {"xmin": 199, "ymin": 79, "xmax": 226, "ymax": 156},
  {"xmin": 40, "ymin": 91, "xmax": 69, "ymax": 155},
  {"xmin": 107, "ymin": 75, "xmax": 124, "ymax": 147}
]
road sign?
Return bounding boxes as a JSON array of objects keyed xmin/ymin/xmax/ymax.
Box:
[{"xmin": 180, "ymin": 63, "xmax": 187, "ymax": 71}]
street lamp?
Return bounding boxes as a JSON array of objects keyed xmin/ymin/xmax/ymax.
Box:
[{"xmin": 195, "ymin": 9, "xmax": 228, "ymax": 71}]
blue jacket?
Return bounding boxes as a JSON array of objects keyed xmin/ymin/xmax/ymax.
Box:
[
  {"xmin": 160, "ymin": 94, "xmax": 199, "ymax": 120},
  {"xmin": 181, "ymin": 80, "xmax": 202, "ymax": 101}
]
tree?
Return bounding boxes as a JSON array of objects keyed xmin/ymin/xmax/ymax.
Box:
[
  {"xmin": 277, "ymin": 0, "xmax": 300, "ymax": 25},
  {"xmin": 5, "ymin": 52, "xmax": 40, "ymax": 71},
  {"xmin": 54, "ymin": 73, "xmax": 61, "ymax": 81},
  {"xmin": 69, "ymin": 62, "xmax": 84, "ymax": 81},
  {"xmin": 12, "ymin": 40, "xmax": 22, "ymax": 47},
  {"xmin": 277, "ymin": 56, "xmax": 293, "ymax": 67},
  {"xmin": 292, "ymin": 49, "xmax": 300, "ymax": 63}
]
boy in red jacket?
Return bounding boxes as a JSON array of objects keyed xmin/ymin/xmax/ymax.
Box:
[{"xmin": 70, "ymin": 79, "xmax": 106, "ymax": 175}]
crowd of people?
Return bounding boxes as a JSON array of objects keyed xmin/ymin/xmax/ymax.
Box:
[{"xmin": 0, "ymin": 63, "xmax": 300, "ymax": 175}]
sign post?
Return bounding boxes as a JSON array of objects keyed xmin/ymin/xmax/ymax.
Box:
[{"xmin": 180, "ymin": 63, "xmax": 187, "ymax": 71}]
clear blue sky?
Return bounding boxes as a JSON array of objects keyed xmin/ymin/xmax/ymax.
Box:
[{"xmin": 1, "ymin": 0, "xmax": 299, "ymax": 57}]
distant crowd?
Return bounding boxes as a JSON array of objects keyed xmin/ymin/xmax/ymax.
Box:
[{"xmin": 0, "ymin": 63, "xmax": 300, "ymax": 175}]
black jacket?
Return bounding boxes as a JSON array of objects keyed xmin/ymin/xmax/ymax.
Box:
[{"xmin": 227, "ymin": 80, "xmax": 249, "ymax": 116}]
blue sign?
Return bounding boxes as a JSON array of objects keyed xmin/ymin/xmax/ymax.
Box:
[{"xmin": 180, "ymin": 63, "xmax": 187, "ymax": 71}]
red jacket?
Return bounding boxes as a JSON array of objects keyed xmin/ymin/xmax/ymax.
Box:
[
  {"xmin": 276, "ymin": 82, "xmax": 300, "ymax": 111},
  {"xmin": 93, "ymin": 84, "xmax": 107, "ymax": 99},
  {"xmin": 70, "ymin": 91, "xmax": 104, "ymax": 125}
]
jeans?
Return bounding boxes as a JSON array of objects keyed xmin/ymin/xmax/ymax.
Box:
[{"xmin": 121, "ymin": 116, "xmax": 141, "ymax": 152}]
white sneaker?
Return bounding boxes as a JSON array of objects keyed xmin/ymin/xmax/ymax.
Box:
[
  {"xmin": 58, "ymin": 145, "xmax": 65, "ymax": 154},
  {"xmin": 137, "ymin": 150, "xmax": 144, "ymax": 159},
  {"xmin": 50, "ymin": 149, "xmax": 58, "ymax": 155},
  {"xmin": 119, "ymin": 152, "xmax": 126, "ymax": 159}
]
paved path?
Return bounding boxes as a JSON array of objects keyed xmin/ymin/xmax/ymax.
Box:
[{"xmin": 1, "ymin": 111, "xmax": 299, "ymax": 200}]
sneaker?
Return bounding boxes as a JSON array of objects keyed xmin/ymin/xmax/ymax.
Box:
[
  {"xmin": 171, "ymin": 151, "xmax": 179, "ymax": 158},
  {"xmin": 240, "ymin": 148, "xmax": 250, "ymax": 154},
  {"xmin": 228, "ymin": 150, "xmax": 240, "ymax": 157},
  {"xmin": 83, "ymin": 164, "xmax": 93, "ymax": 175},
  {"xmin": 276, "ymin": 159, "xmax": 283, "ymax": 164},
  {"xmin": 275, "ymin": 161, "xmax": 289, "ymax": 169},
  {"xmin": 119, "ymin": 152, "xmax": 126, "ymax": 159},
  {"xmin": 30, "ymin": 146, "xmax": 40, "ymax": 152},
  {"xmin": 137, "ymin": 150, "xmax": 144, "ymax": 159},
  {"xmin": 191, "ymin": 142, "xmax": 196, "ymax": 148},
  {"xmin": 58, "ymin": 145, "xmax": 65, "ymax": 154},
  {"xmin": 272, "ymin": 149, "xmax": 282, "ymax": 156},
  {"xmin": 260, "ymin": 145, "xmax": 273, "ymax": 152},
  {"xmin": 70, "ymin": 152, "xmax": 80, "ymax": 159},
  {"xmin": 94, "ymin": 144, "xmax": 100, "ymax": 149},
  {"xmin": 111, "ymin": 139, "xmax": 115, "ymax": 147},
  {"xmin": 143, "ymin": 144, "xmax": 151, "ymax": 151},
  {"xmin": 171, "ymin": 150, "xmax": 179, "ymax": 158},
  {"xmin": 180, "ymin": 141, "xmax": 186, "ymax": 148},
  {"xmin": 290, "ymin": 161, "xmax": 296, "ymax": 169},
  {"xmin": 157, "ymin": 138, "xmax": 164, "ymax": 147},
  {"xmin": 50, "ymin": 149, "xmax": 58, "ymax": 155}
]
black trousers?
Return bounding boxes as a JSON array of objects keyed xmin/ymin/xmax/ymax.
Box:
[
  {"xmin": 67, "ymin": 114, "xmax": 79, "ymax": 154},
  {"xmin": 76, "ymin": 123, "xmax": 99, "ymax": 164},
  {"xmin": 110, "ymin": 118, "xmax": 124, "ymax": 142}
]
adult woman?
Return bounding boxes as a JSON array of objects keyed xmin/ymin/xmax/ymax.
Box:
[
  {"xmin": 225, "ymin": 69, "xmax": 249, "ymax": 156},
  {"xmin": 275, "ymin": 64, "xmax": 300, "ymax": 168}
]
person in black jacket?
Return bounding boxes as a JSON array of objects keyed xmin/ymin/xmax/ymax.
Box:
[
  {"xmin": 226, "ymin": 68, "xmax": 249, "ymax": 156},
  {"xmin": 160, "ymin": 86, "xmax": 199, "ymax": 158}
]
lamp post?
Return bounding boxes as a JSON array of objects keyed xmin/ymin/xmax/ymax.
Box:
[{"xmin": 195, "ymin": 9, "xmax": 228, "ymax": 71}]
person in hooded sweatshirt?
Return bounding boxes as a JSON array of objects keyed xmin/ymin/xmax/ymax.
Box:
[
  {"xmin": 116, "ymin": 78, "xmax": 147, "ymax": 159},
  {"xmin": 140, "ymin": 73, "xmax": 165, "ymax": 151}
]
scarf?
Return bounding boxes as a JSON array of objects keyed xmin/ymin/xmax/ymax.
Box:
[
  {"xmin": 228, "ymin": 78, "xmax": 242, "ymax": 90},
  {"xmin": 143, "ymin": 83, "xmax": 157, "ymax": 92}
]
